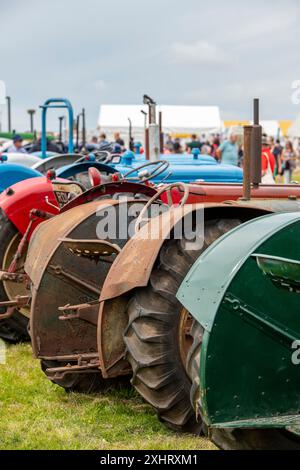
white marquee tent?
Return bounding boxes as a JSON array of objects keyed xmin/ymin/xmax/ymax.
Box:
[{"xmin": 98, "ymin": 104, "xmax": 222, "ymax": 146}]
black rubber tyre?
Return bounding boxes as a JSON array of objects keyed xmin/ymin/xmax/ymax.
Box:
[
  {"xmin": 0, "ymin": 210, "xmax": 30, "ymax": 343},
  {"xmin": 41, "ymin": 359, "xmax": 131, "ymax": 393},
  {"xmin": 124, "ymin": 218, "xmax": 241, "ymax": 433},
  {"xmin": 188, "ymin": 323, "xmax": 300, "ymax": 449}
]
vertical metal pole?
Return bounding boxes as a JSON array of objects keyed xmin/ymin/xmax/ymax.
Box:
[
  {"xmin": 145, "ymin": 128, "xmax": 150, "ymax": 160},
  {"xmin": 30, "ymin": 113, "xmax": 34, "ymax": 133},
  {"xmin": 159, "ymin": 111, "xmax": 163, "ymax": 154},
  {"xmin": 251, "ymin": 98, "xmax": 262, "ymax": 187},
  {"xmin": 147, "ymin": 101, "xmax": 160, "ymax": 161},
  {"xmin": 67, "ymin": 107, "xmax": 74, "ymax": 154},
  {"xmin": 82, "ymin": 108, "xmax": 86, "ymax": 149},
  {"xmin": 41, "ymin": 106, "xmax": 47, "ymax": 158},
  {"xmin": 59, "ymin": 116, "xmax": 64, "ymax": 142},
  {"xmin": 76, "ymin": 114, "xmax": 80, "ymax": 150},
  {"xmin": 253, "ymin": 98, "xmax": 259, "ymax": 125},
  {"xmin": 128, "ymin": 118, "xmax": 133, "ymax": 150},
  {"xmin": 28, "ymin": 109, "xmax": 35, "ymax": 133},
  {"xmin": 242, "ymin": 125, "xmax": 253, "ymax": 201},
  {"xmin": 148, "ymin": 103, "xmax": 156, "ymax": 124},
  {"xmin": 6, "ymin": 96, "xmax": 11, "ymax": 133},
  {"xmin": 141, "ymin": 110, "xmax": 148, "ymax": 158}
]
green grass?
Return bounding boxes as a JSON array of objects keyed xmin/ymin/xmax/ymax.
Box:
[{"xmin": 0, "ymin": 344, "xmax": 215, "ymax": 450}]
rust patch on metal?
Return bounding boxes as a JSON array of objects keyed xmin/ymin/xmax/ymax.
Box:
[
  {"xmin": 29, "ymin": 199, "xmax": 151, "ymax": 371},
  {"xmin": 25, "ymin": 199, "xmax": 121, "ymax": 289},
  {"xmin": 98, "ymin": 295, "xmax": 131, "ymax": 378},
  {"xmin": 99, "ymin": 205, "xmax": 197, "ymax": 302}
]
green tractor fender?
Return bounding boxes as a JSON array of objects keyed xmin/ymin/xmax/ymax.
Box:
[{"xmin": 177, "ymin": 212, "xmax": 300, "ymax": 431}]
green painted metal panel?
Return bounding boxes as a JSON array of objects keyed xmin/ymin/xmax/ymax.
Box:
[
  {"xmin": 198, "ymin": 216, "xmax": 300, "ymax": 428},
  {"xmin": 177, "ymin": 212, "xmax": 300, "ymax": 333}
]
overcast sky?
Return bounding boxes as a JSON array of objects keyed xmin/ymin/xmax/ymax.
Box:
[{"xmin": 1, "ymin": 0, "xmax": 300, "ymax": 131}]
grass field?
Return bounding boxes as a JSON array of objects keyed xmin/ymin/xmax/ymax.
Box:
[{"xmin": 0, "ymin": 343, "xmax": 215, "ymax": 450}]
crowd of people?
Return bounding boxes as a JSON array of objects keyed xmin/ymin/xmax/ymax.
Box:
[
  {"xmin": 5, "ymin": 130, "xmax": 299, "ymax": 184},
  {"xmin": 164, "ymin": 132, "xmax": 300, "ymax": 184}
]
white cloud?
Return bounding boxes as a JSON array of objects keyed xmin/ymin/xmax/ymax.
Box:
[{"xmin": 170, "ymin": 41, "xmax": 232, "ymax": 66}]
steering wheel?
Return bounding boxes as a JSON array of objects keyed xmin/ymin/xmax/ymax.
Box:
[
  {"xmin": 90, "ymin": 150, "xmax": 111, "ymax": 162},
  {"xmin": 134, "ymin": 182, "xmax": 190, "ymax": 233},
  {"xmin": 123, "ymin": 160, "xmax": 169, "ymax": 183}
]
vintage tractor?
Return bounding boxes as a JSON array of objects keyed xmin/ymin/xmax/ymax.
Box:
[
  {"xmin": 25, "ymin": 182, "xmax": 185, "ymax": 392},
  {"xmin": 177, "ymin": 212, "xmax": 300, "ymax": 449},
  {"xmin": 101, "ymin": 197, "xmax": 300, "ymax": 433},
  {"xmin": 111, "ymin": 150, "xmax": 244, "ymax": 184},
  {"xmin": 0, "ymin": 160, "xmax": 173, "ymax": 342}
]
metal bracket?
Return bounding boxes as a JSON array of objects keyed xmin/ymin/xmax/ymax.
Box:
[
  {"xmin": 0, "ymin": 271, "xmax": 28, "ymax": 283},
  {"xmin": 0, "ymin": 295, "xmax": 30, "ymax": 320},
  {"xmin": 44, "ymin": 353, "xmax": 100, "ymax": 379},
  {"xmin": 58, "ymin": 301, "xmax": 99, "ymax": 326}
]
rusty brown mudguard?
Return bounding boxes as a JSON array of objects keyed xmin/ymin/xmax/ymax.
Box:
[
  {"xmin": 25, "ymin": 198, "xmax": 153, "ymax": 381},
  {"xmin": 26, "ymin": 197, "xmax": 298, "ymax": 382},
  {"xmin": 97, "ymin": 200, "xmax": 280, "ymax": 378}
]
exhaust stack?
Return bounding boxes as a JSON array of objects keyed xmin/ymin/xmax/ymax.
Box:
[
  {"xmin": 143, "ymin": 95, "xmax": 160, "ymax": 162},
  {"xmin": 242, "ymin": 98, "xmax": 262, "ymax": 200}
]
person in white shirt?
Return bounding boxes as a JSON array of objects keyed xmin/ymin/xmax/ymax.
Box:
[{"xmin": 7, "ymin": 135, "xmax": 27, "ymax": 154}]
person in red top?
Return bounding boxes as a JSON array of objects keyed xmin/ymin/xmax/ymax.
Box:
[{"xmin": 261, "ymin": 134, "xmax": 275, "ymax": 183}]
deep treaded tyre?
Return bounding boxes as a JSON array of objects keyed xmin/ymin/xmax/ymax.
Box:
[
  {"xmin": 0, "ymin": 209, "xmax": 30, "ymax": 343},
  {"xmin": 124, "ymin": 218, "xmax": 241, "ymax": 433}
]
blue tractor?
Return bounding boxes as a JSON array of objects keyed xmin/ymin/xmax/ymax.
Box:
[{"xmin": 109, "ymin": 150, "xmax": 243, "ymax": 184}]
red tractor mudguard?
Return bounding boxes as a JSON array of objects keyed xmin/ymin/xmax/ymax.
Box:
[{"xmin": 0, "ymin": 176, "xmax": 82, "ymax": 236}]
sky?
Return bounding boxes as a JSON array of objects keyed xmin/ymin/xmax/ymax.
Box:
[{"xmin": 0, "ymin": 0, "xmax": 300, "ymax": 132}]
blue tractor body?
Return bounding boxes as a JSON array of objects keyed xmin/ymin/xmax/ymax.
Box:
[
  {"xmin": 112, "ymin": 152, "xmax": 243, "ymax": 184},
  {"xmin": 0, "ymin": 163, "xmax": 41, "ymax": 193}
]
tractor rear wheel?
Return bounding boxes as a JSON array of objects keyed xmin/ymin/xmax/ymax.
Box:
[
  {"xmin": 188, "ymin": 319, "xmax": 300, "ymax": 450},
  {"xmin": 0, "ymin": 210, "xmax": 29, "ymax": 343},
  {"xmin": 124, "ymin": 218, "xmax": 241, "ymax": 433}
]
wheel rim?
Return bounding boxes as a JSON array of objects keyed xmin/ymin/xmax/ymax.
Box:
[
  {"xmin": 2, "ymin": 233, "xmax": 29, "ymax": 317},
  {"xmin": 178, "ymin": 308, "xmax": 193, "ymax": 368}
]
